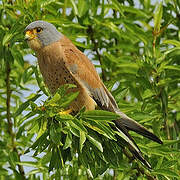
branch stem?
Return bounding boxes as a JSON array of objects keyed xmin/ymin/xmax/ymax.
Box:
[
  {"xmin": 6, "ymin": 56, "xmax": 25, "ymax": 178},
  {"xmin": 88, "ymin": 26, "xmax": 106, "ymax": 81}
]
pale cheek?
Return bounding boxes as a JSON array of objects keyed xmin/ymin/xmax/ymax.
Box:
[{"xmin": 27, "ymin": 39, "xmax": 43, "ymax": 51}]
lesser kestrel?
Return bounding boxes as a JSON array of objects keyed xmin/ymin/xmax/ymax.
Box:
[{"xmin": 25, "ymin": 20, "xmax": 162, "ymax": 168}]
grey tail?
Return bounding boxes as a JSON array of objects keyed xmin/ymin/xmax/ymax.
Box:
[
  {"xmin": 116, "ymin": 111, "xmax": 163, "ymax": 144},
  {"xmin": 112, "ymin": 120, "xmax": 152, "ymax": 169}
]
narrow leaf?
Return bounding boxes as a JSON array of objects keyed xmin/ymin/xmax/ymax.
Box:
[
  {"xmin": 154, "ymin": 2, "xmax": 163, "ymax": 32},
  {"xmin": 82, "ymin": 110, "xmax": 119, "ymax": 121},
  {"xmin": 87, "ymin": 135, "xmax": 103, "ymax": 152},
  {"xmin": 63, "ymin": 132, "xmax": 72, "ymax": 149},
  {"xmin": 79, "ymin": 131, "xmax": 86, "ymax": 152},
  {"xmin": 152, "ymin": 169, "xmax": 179, "ymax": 178},
  {"xmin": 14, "ymin": 94, "xmax": 41, "ymax": 117},
  {"xmin": 163, "ymin": 39, "xmax": 180, "ymax": 47}
]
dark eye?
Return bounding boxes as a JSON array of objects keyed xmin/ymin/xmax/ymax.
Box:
[{"xmin": 36, "ymin": 27, "xmax": 42, "ymax": 33}]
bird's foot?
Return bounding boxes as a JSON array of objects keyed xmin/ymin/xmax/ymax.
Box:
[{"xmin": 59, "ymin": 109, "xmax": 72, "ymax": 115}]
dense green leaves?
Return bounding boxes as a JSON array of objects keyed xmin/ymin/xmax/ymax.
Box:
[{"xmin": 0, "ymin": 0, "xmax": 180, "ymax": 179}]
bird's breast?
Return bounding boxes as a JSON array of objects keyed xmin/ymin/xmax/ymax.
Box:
[
  {"xmin": 37, "ymin": 42, "xmax": 96, "ymax": 112},
  {"xmin": 38, "ymin": 48, "xmax": 75, "ymax": 94}
]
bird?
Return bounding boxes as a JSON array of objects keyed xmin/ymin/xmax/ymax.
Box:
[{"xmin": 24, "ymin": 20, "xmax": 163, "ymax": 168}]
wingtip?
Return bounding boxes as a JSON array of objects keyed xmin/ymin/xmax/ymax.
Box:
[
  {"xmin": 158, "ymin": 139, "xmax": 163, "ymax": 144},
  {"xmin": 149, "ymin": 134, "xmax": 163, "ymax": 144},
  {"xmin": 143, "ymin": 160, "xmax": 152, "ymax": 169},
  {"xmin": 129, "ymin": 145, "xmax": 152, "ymax": 169}
]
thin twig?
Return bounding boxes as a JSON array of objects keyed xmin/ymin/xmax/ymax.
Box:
[
  {"xmin": 6, "ymin": 60, "xmax": 12, "ymax": 135},
  {"xmin": 6, "ymin": 53, "xmax": 26, "ymax": 179},
  {"xmin": 159, "ymin": 89, "xmax": 170, "ymax": 140},
  {"xmin": 152, "ymin": 36, "xmax": 157, "ymax": 58},
  {"xmin": 113, "ymin": 170, "xmax": 117, "ymax": 180},
  {"xmin": 63, "ymin": 0, "xmax": 68, "ymax": 17},
  {"xmin": 88, "ymin": 25, "xmax": 106, "ymax": 81}
]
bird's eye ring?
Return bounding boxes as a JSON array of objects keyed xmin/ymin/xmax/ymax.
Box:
[{"xmin": 36, "ymin": 27, "xmax": 43, "ymax": 33}]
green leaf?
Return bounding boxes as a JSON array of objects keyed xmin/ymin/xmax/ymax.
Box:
[
  {"xmin": 117, "ymin": 63, "xmax": 139, "ymax": 74},
  {"xmin": 48, "ymin": 93, "xmax": 61, "ymax": 105},
  {"xmin": 163, "ymin": 39, "xmax": 180, "ymax": 47},
  {"xmin": 56, "ymin": 147, "xmax": 64, "ymax": 169},
  {"xmin": 16, "ymin": 161, "xmax": 38, "ymax": 167},
  {"xmin": 50, "ymin": 124, "xmax": 63, "ymax": 146},
  {"xmin": 32, "ymin": 66, "xmax": 50, "ymax": 96},
  {"xmin": 40, "ymin": 0, "xmax": 59, "ymax": 8},
  {"xmin": 152, "ymin": 169, "xmax": 179, "ymax": 178},
  {"xmin": 49, "ymin": 146, "xmax": 64, "ymax": 171},
  {"xmin": 154, "ymin": 2, "xmax": 163, "ymax": 32},
  {"xmin": 87, "ymin": 135, "xmax": 103, "ymax": 152},
  {"xmin": 63, "ymin": 132, "xmax": 72, "ymax": 149},
  {"xmin": 82, "ymin": 110, "xmax": 119, "ymax": 121},
  {"xmin": 14, "ymin": 94, "xmax": 42, "ymax": 117},
  {"xmin": 122, "ymin": 6, "xmax": 149, "ymax": 18},
  {"xmin": 164, "ymin": 65, "xmax": 180, "ymax": 71},
  {"xmin": 111, "ymin": 0, "xmax": 124, "ymax": 17},
  {"xmin": 89, "ymin": 121, "xmax": 116, "ymax": 140},
  {"xmin": 123, "ymin": 21, "xmax": 148, "ymax": 44},
  {"xmin": 49, "ymin": 147, "xmax": 57, "ymax": 172},
  {"xmin": 161, "ymin": 160, "xmax": 178, "ymax": 169},
  {"xmin": 164, "ymin": 47, "xmax": 180, "ymax": 57},
  {"xmin": 22, "ymin": 65, "xmax": 34, "ymax": 83},
  {"xmin": 9, "ymin": 151, "xmax": 19, "ymax": 170},
  {"xmin": 29, "ymin": 131, "xmax": 48, "ymax": 151},
  {"xmin": 70, "ymin": 0, "xmax": 78, "ymax": 16},
  {"xmin": 148, "ymin": 140, "xmax": 180, "ymax": 148},
  {"xmin": 56, "ymin": 113, "xmax": 74, "ymax": 122},
  {"xmin": 79, "ymin": 131, "xmax": 86, "ymax": 152},
  {"xmin": 2, "ymin": 33, "xmax": 13, "ymax": 46},
  {"xmin": 60, "ymin": 91, "xmax": 79, "ymax": 108},
  {"xmin": 69, "ymin": 118, "xmax": 87, "ymax": 133},
  {"xmin": 77, "ymin": 0, "xmax": 89, "ymax": 17}
]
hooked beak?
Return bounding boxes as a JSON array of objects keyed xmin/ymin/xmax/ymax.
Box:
[
  {"xmin": 24, "ymin": 30, "xmax": 35, "ymax": 41},
  {"xmin": 24, "ymin": 34, "xmax": 30, "ymax": 41}
]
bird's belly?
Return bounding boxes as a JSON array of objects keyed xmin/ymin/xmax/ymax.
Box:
[{"xmin": 38, "ymin": 59, "xmax": 96, "ymax": 112}]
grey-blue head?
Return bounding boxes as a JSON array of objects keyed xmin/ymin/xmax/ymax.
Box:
[{"xmin": 25, "ymin": 20, "xmax": 62, "ymax": 47}]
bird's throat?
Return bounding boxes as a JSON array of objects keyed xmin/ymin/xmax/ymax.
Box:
[{"xmin": 27, "ymin": 38, "xmax": 43, "ymax": 52}]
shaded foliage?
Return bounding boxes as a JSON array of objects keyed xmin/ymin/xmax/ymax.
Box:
[{"xmin": 0, "ymin": 0, "xmax": 180, "ymax": 179}]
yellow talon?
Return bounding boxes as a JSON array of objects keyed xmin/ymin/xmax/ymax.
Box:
[{"xmin": 59, "ymin": 109, "xmax": 72, "ymax": 115}]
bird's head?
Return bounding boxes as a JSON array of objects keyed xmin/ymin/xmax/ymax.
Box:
[{"xmin": 24, "ymin": 20, "xmax": 62, "ymax": 51}]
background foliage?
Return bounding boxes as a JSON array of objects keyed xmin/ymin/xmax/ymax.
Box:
[{"xmin": 0, "ymin": 0, "xmax": 180, "ymax": 179}]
